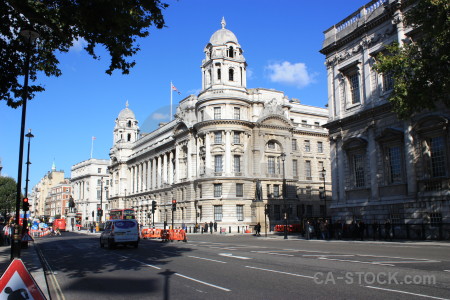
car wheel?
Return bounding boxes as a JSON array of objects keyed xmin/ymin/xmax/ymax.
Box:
[{"xmin": 100, "ymin": 239, "xmax": 104, "ymax": 248}]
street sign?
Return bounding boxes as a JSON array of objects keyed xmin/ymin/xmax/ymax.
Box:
[
  {"xmin": 22, "ymin": 233, "xmax": 34, "ymax": 242},
  {"xmin": 0, "ymin": 259, "xmax": 46, "ymax": 300}
]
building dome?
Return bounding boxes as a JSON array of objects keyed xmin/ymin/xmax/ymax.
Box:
[
  {"xmin": 209, "ymin": 17, "xmax": 239, "ymax": 45},
  {"xmin": 117, "ymin": 101, "xmax": 135, "ymax": 120}
]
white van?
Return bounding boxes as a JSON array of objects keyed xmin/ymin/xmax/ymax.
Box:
[{"xmin": 100, "ymin": 219, "xmax": 140, "ymax": 249}]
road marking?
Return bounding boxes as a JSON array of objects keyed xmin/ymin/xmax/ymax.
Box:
[
  {"xmin": 375, "ymin": 260, "xmax": 440, "ymax": 264},
  {"xmin": 283, "ymin": 249, "xmax": 331, "ymax": 253},
  {"xmin": 358, "ymin": 254, "xmax": 433, "ymax": 260},
  {"xmin": 175, "ymin": 273, "xmax": 231, "ymax": 292},
  {"xmin": 37, "ymin": 245, "xmax": 66, "ymax": 300},
  {"xmin": 245, "ymin": 266, "xmax": 314, "ymax": 279},
  {"xmin": 114, "ymin": 254, "xmax": 161, "ymax": 270},
  {"xmin": 219, "ymin": 253, "xmax": 252, "ymax": 260},
  {"xmin": 188, "ymin": 256, "xmax": 227, "ymax": 264},
  {"xmin": 303, "ymin": 254, "xmax": 355, "ymax": 257},
  {"xmin": 444, "ymin": 270, "xmax": 450, "ymax": 272},
  {"xmin": 318, "ymin": 257, "xmax": 394, "ymax": 266},
  {"xmin": 365, "ymin": 286, "xmax": 449, "ymax": 300},
  {"xmin": 265, "ymin": 252, "xmax": 295, "ymax": 257}
]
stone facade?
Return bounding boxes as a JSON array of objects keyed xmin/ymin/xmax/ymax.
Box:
[
  {"xmin": 321, "ymin": 0, "xmax": 450, "ymax": 235},
  {"xmin": 108, "ymin": 19, "xmax": 331, "ymax": 231},
  {"xmin": 71, "ymin": 159, "xmax": 110, "ymax": 226}
]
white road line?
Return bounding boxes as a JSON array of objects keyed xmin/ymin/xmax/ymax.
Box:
[
  {"xmin": 303, "ymin": 254, "xmax": 355, "ymax": 257},
  {"xmin": 188, "ymin": 256, "xmax": 227, "ymax": 264},
  {"xmin": 283, "ymin": 249, "xmax": 331, "ymax": 253},
  {"xmin": 245, "ymin": 266, "xmax": 314, "ymax": 279},
  {"xmin": 443, "ymin": 270, "xmax": 450, "ymax": 272},
  {"xmin": 114, "ymin": 254, "xmax": 161, "ymax": 270},
  {"xmin": 175, "ymin": 273, "xmax": 231, "ymax": 292},
  {"xmin": 365, "ymin": 285, "xmax": 450, "ymax": 300},
  {"xmin": 358, "ymin": 254, "xmax": 432, "ymax": 260},
  {"xmin": 266, "ymin": 252, "xmax": 295, "ymax": 257},
  {"xmin": 375, "ymin": 260, "xmax": 440, "ymax": 264},
  {"xmin": 318, "ymin": 257, "xmax": 394, "ymax": 266},
  {"xmin": 219, "ymin": 253, "xmax": 252, "ymax": 260}
]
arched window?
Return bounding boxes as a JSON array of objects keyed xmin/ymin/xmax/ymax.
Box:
[
  {"xmin": 229, "ymin": 68, "xmax": 234, "ymax": 81},
  {"xmin": 127, "ymin": 120, "xmax": 132, "ymax": 127},
  {"xmin": 217, "ymin": 68, "xmax": 221, "ymax": 81},
  {"xmin": 127, "ymin": 133, "xmax": 131, "ymax": 142},
  {"xmin": 228, "ymin": 46, "xmax": 234, "ymax": 58}
]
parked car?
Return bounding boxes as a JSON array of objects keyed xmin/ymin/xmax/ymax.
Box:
[{"xmin": 100, "ymin": 219, "xmax": 139, "ymax": 249}]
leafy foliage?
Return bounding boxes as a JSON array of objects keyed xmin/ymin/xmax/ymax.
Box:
[
  {"xmin": 374, "ymin": 0, "xmax": 450, "ymax": 119},
  {"xmin": 0, "ymin": 0, "xmax": 169, "ymax": 108},
  {"xmin": 0, "ymin": 176, "xmax": 18, "ymax": 217}
]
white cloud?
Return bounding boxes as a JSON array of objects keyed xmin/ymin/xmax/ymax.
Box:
[
  {"xmin": 70, "ymin": 37, "xmax": 87, "ymax": 52},
  {"xmin": 266, "ymin": 61, "xmax": 315, "ymax": 88},
  {"xmin": 152, "ymin": 112, "xmax": 169, "ymax": 120}
]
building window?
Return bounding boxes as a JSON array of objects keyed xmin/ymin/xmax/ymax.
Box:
[
  {"xmin": 234, "ymin": 155, "xmax": 241, "ymax": 173},
  {"xmin": 214, "ymin": 155, "xmax": 223, "ymax": 173},
  {"xmin": 382, "ymin": 72, "xmax": 394, "ymax": 92},
  {"xmin": 267, "ymin": 141, "xmax": 276, "ymax": 149},
  {"xmin": 214, "ymin": 131, "xmax": 222, "ymax": 144},
  {"xmin": 268, "ymin": 156, "xmax": 275, "ymax": 175},
  {"xmin": 292, "ymin": 139, "xmax": 297, "ymax": 151},
  {"xmin": 266, "ymin": 184, "xmax": 271, "ymax": 198},
  {"xmin": 306, "ymin": 205, "xmax": 313, "ymax": 217},
  {"xmin": 348, "ymin": 72, "xmax": 361, "ymax": 104},
  {"xmin": 233, "ymin": 132, "xmax": 240, "ymax": 144},
  {"xmin": 234, "ymin": 107, "xmax": 240, "ymax": 120},
  {"xmin": 430, "ymin": 136, "xmax": 446, "ymax": 177},
  {"xmin": 217, "ymin": 68, "xmax": 221, "ymax": 81},
  {"xmin": 236, "ymin": 183, "xmax": 243, "ymax": 197},
  {"xmin": 387, "ymin": 145, "xmax": 402, "ymax": 183},
  {"xmin": 236, "ymin": 205, "xmax": 244, "ymax": 221},
  {"xmin": 304, "ymin": 140, "xmax": 310, "ymax": 152},
  {"xmin": 229, "ymin": 68, "xmax": 234, "ymax": 81},
  {"xmin": 429, "ymin": 213, "xmax": 442, "ymax": 226},
  {"xmin": 273, "ymin": 185, "xmax": 280, "ymax": 197},
  {"xmin": 293, "ymin": 160, "xmax": 298, "ymax": 177},
  {"xmin": 305, "ymin": 160, "xmax": 312, "ymax": 179},
  {"xmin": 214, "ymin": 107, "xmax": 221, "ymax": 120},
  {"xmin": 214, "ymin": 184, "xmax": 222, "ymax": 197},
  {"xmin": 198, "ymin": 185, "xmax": 202, "ymax": 198},
  {"xmin": 228, "ymin": 46, "xmax": 234, "ymax": 58},
  {"xmin": 200, "ymin": 110, "xmax": 204, "ymax": 121},
  {"xmin": 214, "ymin": 205, "xmax": 223, "ymax": 221},
  {"xmin": 317, "ymin": 141, "xmax": 323, "ymax": 153},
  {"xmin": 353, "ymin": 154, "xmax": 366, "ymax": 187},
  {"xmin": 98, "ymin": 168, "xmax": 102, "ymax": 173},
  {"xmin": 319, "ymin": 161, "xmax": 324, "ymax": 179}
]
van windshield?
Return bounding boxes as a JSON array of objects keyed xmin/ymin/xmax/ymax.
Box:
[{"xmin": 115, "ymin": 221, "xmax": 137, "ymax": 229}]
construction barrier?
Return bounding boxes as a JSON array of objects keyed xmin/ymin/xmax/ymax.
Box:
[
  {"xmin": 161, "ymin": 229, "xmax": 187, "ymax": 242},
  {"xmin": 141, "ymin": 228, "xmax": 163, "ymax": 239},
  {"xmin": 29, "ymin": 229, "xmax": 52, "ymax": 237},
  {"xmin": 274, "ymin": 224, "xmax": 303, "ymax": 233}
]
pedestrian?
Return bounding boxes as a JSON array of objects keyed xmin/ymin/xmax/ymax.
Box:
[
  {"xmin": 209, "ymin": 221, "xmax": 213, "ymax": 234},
  {"xmin": 373, "ymin": 221, "xmax": 379, "ymax": 240},
  {"xmin": 3, "ymin": 223, "xmax": 11, "ymax": 245},
  {"xmin": 384, "ymin": 219, "xmax": 392, "ymax": 241},
  {"xmin": 358, "ymin": 220, "xmax": 365, "ymax": 241},
  {"xmin": 204, "ymin": 222, "xmax": 208, "ymax": 233},
  {"xmin": 319, "ymin": 220, "xmax": 327, "ymax": 240},
  {"xmin": 90, "ymin": 223, "xmax": 94, "ymax": 233},
  {"xmin": 304, "ymin": 220, "xmax": 311, "ymax": 240},
  {"xmin": 214, "ymin": 221, "xmax": 217, "ymax": 232},
  {"xmin": 336, "ymin": 220, "xmax": 343, "ymax": 240},
  {"xmin": 255, "ymin": 222, "xmax": 261, "ymax": 236},
  {"xmin": 0, "ymin": 222, "xmax": 4, "ymax": 246},
  {"xmin": 55, "ymin": 227, "xmax": 61, "ymax": 236}
]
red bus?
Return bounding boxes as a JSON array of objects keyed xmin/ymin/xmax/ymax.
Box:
[{"xmin": 109, "ymin": 209, "xmax": 135, "ymax": 220}]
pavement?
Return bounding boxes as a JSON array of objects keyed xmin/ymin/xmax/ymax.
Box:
[{"xmin": 1, "ymin": 230, "xmax": 449, "ymax": 300}]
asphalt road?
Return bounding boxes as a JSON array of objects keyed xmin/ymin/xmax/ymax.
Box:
[{"xmin": 35, "ymin": 232, "xmax": 450, "ymax": 300}]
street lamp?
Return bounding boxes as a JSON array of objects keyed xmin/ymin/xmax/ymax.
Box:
[
  {"xmin": 12, "ymin": 28, "xmax": 39, "ymax": 260},
  {"xmin": 321, "ymin": 167, "xmax": 327, "ymax": 219},
  {"xmin": 22, "ymin": 129, "xmax": 34, "ymax": 238},
  {"xmin": 280, "ymin": 152, "xmax": 288, "ymax": 240}
]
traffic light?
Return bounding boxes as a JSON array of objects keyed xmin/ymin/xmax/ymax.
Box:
[
  {"xmin": 92, "ymin": 211, "xmax": 95, "ymax": 217},
  {"xmin": 152, "ymin": 200, "xmax": 157, "ymax": 213},
  {"xmin": 97, "ymin": 207, "xmax": 102, "ymax": 216},
  {"xmin": 22, "ymin": 197, "xmax": 30, "ymax": 211},
  {"xmin": 172, "ymin": 199, "xmax": 177, "ymax": 211}
]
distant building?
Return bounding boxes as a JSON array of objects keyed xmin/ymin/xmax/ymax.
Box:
[
  {"xmin": 71, "ymin": 159, "xmax": 110, "ymax": 226},
  {"xmin": 321, "ymin": 0, "xmax": 449, "ymax": 238},
  {"xmin": 108, "ymin": 18, "xmax": 331, "ymax": 230},
  {"xmin": 46, "ymin": 180, "xmax": 71, "ymax": 218},
  {"xmin": 31, "ymin": 163, "xmax": 66, "ymax": 219}
]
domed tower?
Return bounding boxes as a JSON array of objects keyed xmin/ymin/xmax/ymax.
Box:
[
  {"xmin": 201, "ymin": 17, "xmax": 247, "ymax": 92},
  {"xmin": 113, "ymin": 101, "xmax": 139, "ymax": 144}
]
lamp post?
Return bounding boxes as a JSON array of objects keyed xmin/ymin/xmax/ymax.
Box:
[
  {"xmin": 280, "ymin": 152, "xmax": 287, "ymax": 240},
  {"xmin": 22, "ymin": 129, "xmax": 34, "ymax": 239},
  {"xmin": 321, "ymin": 167, "xmax": 327, "ymax": 219},
  {"xmin": 124, "ymin": 188, "xmax": 127, "ymax": 208},
  {"xmin": 12, "ymin": 28, "xmax": 39, "ymax": 260}
]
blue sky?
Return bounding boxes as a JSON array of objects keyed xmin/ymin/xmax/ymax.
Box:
[{"xmin": 1, "ymin": 0, "xmax": 369, "ymax": 189}]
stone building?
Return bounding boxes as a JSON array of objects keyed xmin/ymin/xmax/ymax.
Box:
[
  {"xmin": 321, "ymin": 0, "xmax": 449, "ymax": 238},
  {"xmin": 108, "ymin": 18, "xmax": 330, "ymax": 231},
  {"xmin": 30, "ymin": 162, "xmax": 66, "ymax": 219},
  {"xmin": 71, "ymin": 159, "xmax": 110, "ymax": 226},
  {"xmin": 46, "ymin": 181, "xmax": 71, "ymax": 219}
]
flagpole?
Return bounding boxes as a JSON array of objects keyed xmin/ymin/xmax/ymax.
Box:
[
  {"xmin": 90, "ymin": 137, "xmax": 94, "ymax": 159},
  {"xmin": 170, "ymin": 81, "xmax": 173, "ymax": 121}
]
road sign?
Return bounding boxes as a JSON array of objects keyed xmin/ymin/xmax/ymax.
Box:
[
  {"xmin": 0, "ymin": 258, "xmax": 46, "ymax": 300},
  {"xmin": 22, "ymin": 233, "xmax": 34, "ymax": 242}
]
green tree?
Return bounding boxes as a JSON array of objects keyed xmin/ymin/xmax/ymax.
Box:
[
  {"xmin": 0, "ymin": 176, "xmax": 18, "ymax": 218},
  {"xmin": 374, "ymin": 0, "xmax": 449, "ymax": 119},
  {"xmin": 1, "ymin": 0, "xmax": 169, "ymax": 108}
]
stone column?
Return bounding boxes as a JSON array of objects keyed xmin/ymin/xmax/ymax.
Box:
[
  {"xmin": 169, "ymin": 151, "xmax": 174, "ymax": 185},
  {"xmin": 157, "ymin": 156, "xmax": 162, "ymax": 188},
  {"xmin": 205, "ymin": 132, "xmax": 212, "ymax": 176}
]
